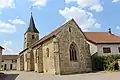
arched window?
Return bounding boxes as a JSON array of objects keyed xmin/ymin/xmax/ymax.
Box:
[
  {"xmin": 69, "ymin": 27, "xmax": 72, "ymax": 32},
  {"xmin": 69, "ymin": 42, "xmax": 77, "ymax": 61},
  {"xmin": 46, "ymin": 48, "xmax": 49, "ymax": 57}
]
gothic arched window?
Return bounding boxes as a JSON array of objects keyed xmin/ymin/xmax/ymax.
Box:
[
  {"xmin": 69, "ymin": 42, "xmax": 78, "ymax": 61},
  {"xmin": 46, "ymin": 48, "xmax": 49, "ymax": 57}
]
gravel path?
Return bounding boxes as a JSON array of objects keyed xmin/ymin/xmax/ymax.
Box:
[{"xmin": 0, "ymin": 71, "xmax": 120, "ymax": 80}]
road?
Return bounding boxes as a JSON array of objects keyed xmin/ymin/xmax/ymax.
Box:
[{"xmin": 0, "ymin": 71, "xmax": 120, "ymax": 80}]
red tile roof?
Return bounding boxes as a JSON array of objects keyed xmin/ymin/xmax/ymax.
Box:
[{"xmin": 84, "ymin": 32, "xmax": 120, "ymax": 44}]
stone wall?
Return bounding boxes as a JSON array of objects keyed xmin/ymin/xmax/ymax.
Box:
[
  {"xmin": 42, "ymin": 39, "xmax": 56, "ymax": 74},
  {"xmin": 33, "ymin": 45, "xmax": 43, "ymax": 73},
  {"xmin": 0, "ymin": 48, "xmax": 2, "ymax": 70},
  {"xmin": 17, "ymin": 57, "xmax": 20, "ymax": 70},
  {"xmin": 23, "ymin": 48, "xmax": 34, "ymax": 71},
  {"xmin": 56, "ymin": 20, "xmax": 92, "ymax": 74},
  {"xmin": 53, "ymin": 38, "xmax": 60, "ymax": 74},
  {"xmin": 24, "ymin": 32, "xmax": 39, "ymax": 49},
  {"xmin": 1, "ymin": 59, "xmax": 17, "ymax": 70},
  {"xmin": 19, "ymin": 54, "xmax": 24, "ymax": 71}
]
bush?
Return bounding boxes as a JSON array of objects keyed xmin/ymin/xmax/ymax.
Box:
[{"xmin": 92, "ymin": 54, "xmax": 120, "ymax": 71}]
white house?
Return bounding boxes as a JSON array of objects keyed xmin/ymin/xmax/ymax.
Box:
[
  {"xmin": 84, "ymin": 30, "xmax": 120, "ymax": 56},
  {"xmin": 0, "ymin": 46, "xmax": 4, "ymax": 70},
  {"xmin": 1, "ymin": 55, "xmax": 18, "ymax": 70}
]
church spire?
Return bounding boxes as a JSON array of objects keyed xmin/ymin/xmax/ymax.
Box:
[{"xmin": 26, "ymin": 13, "xmax": 39, "ymax": 33}]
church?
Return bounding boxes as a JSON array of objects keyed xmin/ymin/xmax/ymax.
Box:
[{"xmin": 17, "ymin": 13, "xmax": 92, "ymax": 75}]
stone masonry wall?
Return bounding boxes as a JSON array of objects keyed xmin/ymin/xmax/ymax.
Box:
[
  {"xmin": 0, "ymin": 48, "xmax": 2, "ymax": 70},
  {"xmin": 42, "ymin": 39, "xmax": 56, "ymax": 74},
  {"xmin": 24, "ymin": 32, "xmax": 39, "ymax": 49},
  {"xmin": 56, "ymin": 20, "xmax": 92, "ymax": 74},
  {"xmin": 33, "ymin": 45, "xmax": 43, "ymax": 73}
]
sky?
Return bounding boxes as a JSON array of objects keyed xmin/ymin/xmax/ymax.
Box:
[{"xmin": 0, "ymin": 0, "xmax": 120, "ymax": 54}]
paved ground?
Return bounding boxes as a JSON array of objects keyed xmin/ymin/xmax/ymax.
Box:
[{"xmin": 0, "ymin": 71, "xmax": 120, "ymax": 80}]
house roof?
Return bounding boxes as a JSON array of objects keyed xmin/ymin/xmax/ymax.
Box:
[
  {"xmin": 84, "ymin": 32, "xmax": 120, "ymax": 44},
  {"xmin": 0, "ymin": 46, "xmax": 4, "ymax": 49},
  {"xmin": 2, "ymin": 55, "xmax": 19, "ymax": 60},
  {"xmin": 25, "ymin": 13, "xmax": 39, "ymax": 33}
]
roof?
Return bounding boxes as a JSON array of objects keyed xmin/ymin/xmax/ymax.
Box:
[
  {"xmin": 2, "ymin": 55, "xmax": 19, "ymax": 60},
  {"xmin": 84, "ymin": 32, "xmax": 120, "ymax": 44},
  {"xmin": 32, "ymin": 22, "xmax": 64, "ymax": 48},
  {"xmin": 20, "ymin": 21, "xmax": 64, "ymax": 54},
  {"xmin": 32, "ymin": 19, "xmax": 85, "ymax": 48},
  {"xmin": 0, "ymin": 46, "xmax": 4, "ymax": 49},
  {"xmin": 25, "ymin": 13, "xmax": 39, "ymax": 33},
  {"xmin": 19, "ymin": 19, "xmax": 86, "ymax": 54}
]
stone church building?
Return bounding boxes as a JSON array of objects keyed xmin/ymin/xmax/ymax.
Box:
[{"xmin": 17, "ymin": 13, "xmax": 92, "ymax": 75}]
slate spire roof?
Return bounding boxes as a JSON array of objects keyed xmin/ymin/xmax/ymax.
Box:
[{"xmin": 26, "ymin": 12, "xmax": 39, "ymax": 33}]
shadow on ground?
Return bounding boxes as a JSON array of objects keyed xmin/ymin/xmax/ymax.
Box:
[{"xmin": 0, "ymin": 74, "xmax": 19, "ymax": 80}]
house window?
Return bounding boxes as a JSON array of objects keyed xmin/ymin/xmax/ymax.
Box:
[
  {"xmin": 32, "ymin": 35, "xmax": 34, "ymax": 39},
  {"xmin": 10, "ymin": 64, "xmax": 12, "ymax": 70},
  {"xmin": 46, "ymin": 48, "xmax": 49, "ymax": 57},
  {"xmin": 69, "ymin": 42, "xmax": 77, "ymax": 61},
  {"xmin": 2, "ymin": 60, "xmax": 4, "ymax": 62},
  {"xmin": 69, "ymin": 27, "xmax": 72, "ymax": 32},
  {"xmin": 12, "ymin": 60, "xmax": 17, "ymax": 63},
  {"xmin": 118, "ymin": 47, "xmax": 120, "ymax": 53},
  {"xmin": 1, "ymin": 65, "xmax": 3, "ymax": 68},
  {"xmin": 103, "ymin": 47, "xmax": 111, "ymax": 53}
]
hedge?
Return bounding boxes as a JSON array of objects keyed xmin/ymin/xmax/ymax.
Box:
[{"xmin": 92, "ymin": 54, "xmax": 120, "ymax": 71}]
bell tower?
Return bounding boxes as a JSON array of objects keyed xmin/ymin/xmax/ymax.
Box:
[{"xmin": 24, "ymin": 13, "xmax": 39, "ymax": 49}]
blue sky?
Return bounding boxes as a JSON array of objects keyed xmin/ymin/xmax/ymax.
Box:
[{"xmin": 0, "ymin": 0, "xmax": 120, "ymax": 54}]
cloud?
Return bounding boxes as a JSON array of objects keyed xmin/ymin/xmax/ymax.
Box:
[
  {"xmin": 65, "ymin": 0, "xmax": 103, "ymax": 12},
  {"xmin": 3, "ymin": 40, "xmax": 12, "ymax": 46},
  {"xmin": 28, "ymin": 0, "xmax": 47, "ymax": 7},
  {"xmin": 0, "ymin": 0, "xmax": 15, "ymax": 8},
  {"xmin": 0, "ymin": 20, "xmax": 16, "ymax": 33},
  {"xmin": 112, "ymin": 0, "xmax": 120, "ymax": 3},
  {"xmin": 8, "ymin": 19, "xmax": 25, "ymax": 25},
  {"xmin": 59, "ymin": 6, "xmax": 101, "ymax": 31},
  {"xmin": 1, "ymin": 40, "xmax": 14, "ymax": 54},
  {"xmin": 0, "ymin": 18, "xmax": 25, "ymax": 33},
  {"xmin": 116, "ymin": 26, "xmax": 120, "ymax": 29},
  {"xmin": 1, "ymin": 40, "xmax": 18, "ymax": 55}
]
